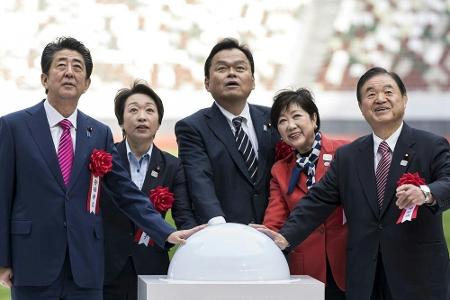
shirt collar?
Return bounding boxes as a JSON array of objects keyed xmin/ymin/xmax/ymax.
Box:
[
  {"xmin": 125, "ymin": 139, "xmax": 153, "ymax": 161},
  {"xmin": 44, "ymin": 99, "xmax": 78, "ymax": 129},
  {"xmin": 215, "ymin": 101, "xmax": 251, "ymax": 126},
  {"xmin": 373, "ymin": 122, "xmax": 403, "ymax": 152}
]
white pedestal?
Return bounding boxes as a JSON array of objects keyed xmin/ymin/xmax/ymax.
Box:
[{"xmin": 138, "ymin": 275, "xmax": 324, "ymax": 300}]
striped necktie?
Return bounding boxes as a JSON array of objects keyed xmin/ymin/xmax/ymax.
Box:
[
  {"xmin": 57, "ymin": 119, "xmax": 74, "ymax": 186},
  {"xmin": 232, "ymin": 117, "xmax": 258, "ymax": 184},
  {"xmin": 375, "ymin": 141, "xmax": 392, "ymax": 209}
]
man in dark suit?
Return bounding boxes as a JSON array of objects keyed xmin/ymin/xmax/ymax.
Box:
[
  {"xmin": 102, "ymin": 80, "xmax": 197, "ymax": 300},
  {"xmin": 175, "ymin": 38, "xmax": 278, "ymax": 225},
  {"xmin": 254, "ymin": 67, "xmax": 450, "ymax": 300},
  {"xmin": 0, "ymin": 37, "xmax": 200, "ymax": 300}
]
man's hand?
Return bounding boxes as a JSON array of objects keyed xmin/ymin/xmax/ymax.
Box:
[
  {"xmin": 396, "ymin": 184, "xmax": 433, "ymax": 209},
  {"xmin": 0, "ymin": 267, "xmax": 12, "ymax": 288},
  {"xmin": 167, "ymin": 224, "xmax": 207, "ymax": 245},
  {"xmin": 249, "ymin": 224, "xmax": 290, "ymax": 250}
]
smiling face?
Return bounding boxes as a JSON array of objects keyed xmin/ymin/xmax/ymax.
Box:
[
  {"xmin": 122, "ymin": 93, "xmax": 160, "ymax": 146},
  {"xmin": 277, "ymin": 103, "xmax": 317, "ymax": 154},
  {"xmin": 358, "ymin": 74, "xmax": 407, "ymax": 135},
  {"xmin": 204, "ymin": 48, "xmax": 255, "ymax": 105},
  {"xmin": 41, "ymin": 49, "xmax": 91, "ymax": 105}
]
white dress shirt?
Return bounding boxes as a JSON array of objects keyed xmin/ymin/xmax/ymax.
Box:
[
  {"xmin": 372, "ymin": 122, "xmax": 403, "ymax": 171},
  {"xmin": 44, "ymin": 100, "xmax": 77, "ymax": 153}
]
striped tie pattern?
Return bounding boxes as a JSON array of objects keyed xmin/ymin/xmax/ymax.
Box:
[
  {"xmin": 232, "ymin": 117, "xmax": 258, "ymax": 183},
  {"xmin": 58, "ymin": 119, "xmax": 74, "ymax": 186},
  {"xmin": 375, "ymin": 141, "xmax": 392, "ymax": 209}
]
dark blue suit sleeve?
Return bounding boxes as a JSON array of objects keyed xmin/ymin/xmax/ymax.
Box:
[
  {"xmin": 171, "ymin": 160, "xmax": 198, "ymax": 230},
  {"xmin": 428, "ymin": 136, "xmax": 450, "ymax": 212},
  {"xmin": 175, "ymin": 119, "xmax": 225, "ymax": 222},
  {"xmin": 0, "ymin": 117, "xmax": 15, "ymax": 267},
  {"xmin": 102, "ymin": 129, "xmax": 175, "ymax": 249},
  {"xmin": 279, "ymin": 148, "xmax": 342, "ymax": 250}
]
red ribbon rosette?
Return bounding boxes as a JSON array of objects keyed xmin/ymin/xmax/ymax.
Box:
[
  {"xmin": 396, "ymin": 172, "xmax": 425, "ymax": 187},
  {"xmin": 135, "ymin": 186, "xmax": 174, "ymax": 246},
  {"xmin": 396, "ymin": 172, "xmax": 426, "ymax": 224},
  {"xmin": 274, "ymin": 140, "xmax": 294, "ymax": 161},
  {"xmin": 86, "ymin": 149, "xmax": 112, "ymax": 214},
  {"xmin": 150, "ymin": 186, "xmax": 175, "ymax": 212},
  {"xmin": 89, "ymin": 149, "xmax": 113, "ymax": 177}
]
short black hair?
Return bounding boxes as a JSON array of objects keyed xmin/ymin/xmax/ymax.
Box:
[
  {"xmin": 356, "ymin": 67, "xmax": 407, "ymax": 103},
  {"xmin": 204, "ymin": 38, "xmax": 255, "ymax": 78},
  {"xmin": 270, "ymin": 88, "xmax": 321, "ymax": 132},
  {"xmin": 41, "ymin": 37, "xmax": 93, "ymax": 79},
  {"xmin": 114, "ymin": 80, "xmax": 164, "ymax": 135}
]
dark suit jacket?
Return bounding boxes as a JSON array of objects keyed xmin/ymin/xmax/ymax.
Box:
[
  {"xmin": 264, "ymin": 135, "xmax": 348, "ymax": 290},
  {"xmin": 102, "ymin": 141, "xmax": 197, "ymax": 284},
  {"xmin": 279, "ymin": 123, "xmax": 450, "ymax": 300},
  {"xmin": 175, "ymin": 102, "xmax": 278, "ymax": 224},
  {"xmin": 0, "ymin": 101, "xmax": 175, "ymax": 289}
]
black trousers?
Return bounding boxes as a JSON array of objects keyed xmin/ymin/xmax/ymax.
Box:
[
  {"xmin": 12, "ymin": 255, "xmax": 102, "ymax": 300},
  {"xmin": 103, "ymin": 257, "xmax": 137, "ymax": 300},
  {"xmin": 325, "ymin": 258, "xmax": 346, "ymax": 300},
  {"xmin": 371, "ymin": 252, "xmax": 393, "ymax": 300}
]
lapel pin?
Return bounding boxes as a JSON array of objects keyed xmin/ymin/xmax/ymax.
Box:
[
  {"xmin": 151, "ymin": 170, "xmax": 159, "ymax": 178},
  {"xmin": 400, "ymin": 153, "xmax": 409, "ymax": 166},
  {"xmin": 323, "ymin": 154, "xmax": 332, "ymax": 166},
  {"xmin": 263, "ymin": 124, "xmax": 268, "ymax": 132},
  {"xmin": 86, "ymin": 127, "xmax": 93, "ymax": 137}
]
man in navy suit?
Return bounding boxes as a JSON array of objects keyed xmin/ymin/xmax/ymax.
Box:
[
  {"xmin": 254, "ymin": 67, "xmax": 450, "ymax": 300},
  {"xmin": 102, "ymin": 80, "xmax": 197, "ymax": 300},
  {"xmin": 175, "ymin": 38, "xmax": 278, "ymax": 225},
  {"xmin": 0, "ymin": 37, "xmax": 201, "ymax": 300}
]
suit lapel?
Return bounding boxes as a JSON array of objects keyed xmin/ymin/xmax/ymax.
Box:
[
  {"xmin": 142, "ymin": 145, "xmax": 163, "ymax": 191},
  {"xmin": 380, "ymin": 124, "xmax": 416, "ymax": 217},
  {"xmin": 250, "ymin": 105, "xmax": 269, "ymax": 185},
  {"xmin": 206, "ymin": 103, "xmax": 253, "ymax": 184},
  {"xmin": 356, "ymin": 135, "xmax": 380, "ymax": 218},
  {"xmin": 68, "ymin": 112, "xmax": 94, "ymax": 191},
  {"xmin": 26, "ymin": 101, "xmax": 66, "ymax": 190},
  {"xmin": 116, "ymin": 140, "xmax": 131, "ymax": 176}
]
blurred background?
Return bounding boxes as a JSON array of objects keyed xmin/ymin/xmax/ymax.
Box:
[{"xmin": 1, "ymin": 0, "xmax": 449, "ymax": 298}]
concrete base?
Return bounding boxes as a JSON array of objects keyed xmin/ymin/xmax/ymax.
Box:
[{"xmin": 138, "ymin": 275, "xmax": 324, "ymax": 300}]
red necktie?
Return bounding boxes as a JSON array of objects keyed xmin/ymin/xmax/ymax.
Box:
[
  {"xmin": 58, "ymin": 119, "xmax": 74, "ymax": 186},
  {"xmin": 375, "ymin": 141, "xmax": 392, "ymax": 209}
]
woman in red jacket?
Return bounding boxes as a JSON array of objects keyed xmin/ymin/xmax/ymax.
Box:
[{"xmin": 263, "ymin": 88, "xmax": 348, "ymax": 299}]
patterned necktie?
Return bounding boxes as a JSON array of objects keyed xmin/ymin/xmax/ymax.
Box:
[
  {"xmin": 375, "ymin": 141, "xmax": 392, "ymax": 209},
  {"xmin": 58, "ymin": 119, "xmax": 74, "ymax": 186},
  {"xmin": 287, "ymin": 132, "xmax": 322, "ymax": 194},
  {"xmin": 232, "ymin": 117, "xmax": 258, "ymax": 183}
]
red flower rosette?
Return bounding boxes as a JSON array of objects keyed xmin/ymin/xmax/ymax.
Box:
[
  {"xmin": 86, "ymin": 149, "xmax": 112, "ymax": 214},
  {"xmin": 396, "ymin": 172, "xmax": 425, "ymax": 187},
  {"xmin": 135, "ymin": 186, "xmax": 174, "ymax": 247},
  {"xmin": 396, "ymin": 172, "xmax": 426, "ymax": 224},
  {"xmin": 89, "ymin": 149, "xmax": 113, "ymax": 177},
  {"xmin": 150, "ymin": 186, "xmax": 175, "ymax": 212},
  {"xmin": 275, "ymin": 140, "xmax": 294, "ymax": 161}
]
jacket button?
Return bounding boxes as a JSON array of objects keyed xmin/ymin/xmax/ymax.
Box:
[
  {"xmin": 378, "ymin": 224, "xmax": 383, "ymax": 230},
  {"xmin": 129, "ymin": 232, "xmax": 134, "ymax": 236},
  {"xmin": 319, "ymin": 227, "xmax": 325, "ymax": 234},
  {"xmin": 63, "ymin": 222, "xmax": 67, "ymax": 227}
]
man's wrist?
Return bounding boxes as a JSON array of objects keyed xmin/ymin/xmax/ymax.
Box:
[{"xmin": 420, "ymin": 185, "xmax": 435, "ymax": 205}]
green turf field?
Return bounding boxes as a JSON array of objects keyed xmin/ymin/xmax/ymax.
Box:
[{"xmin": 1, "ymin": 211, "xmax": 450, "ymax": 300}]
